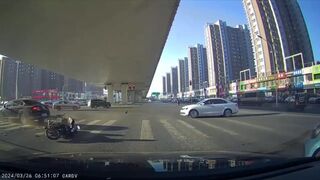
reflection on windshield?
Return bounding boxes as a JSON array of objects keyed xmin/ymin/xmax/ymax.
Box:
[{"xmin": 148, "ymin": 157, "xmax": 264, "ymax": 172}]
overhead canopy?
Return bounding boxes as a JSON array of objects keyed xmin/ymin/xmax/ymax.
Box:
[{"xmin": 0, "ymin": 0, "xmax": 179, "ymax": 90}]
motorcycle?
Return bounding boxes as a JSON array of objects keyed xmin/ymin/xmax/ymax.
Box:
[{"xmin": 44, "ymin": 114, "xmax": 80, "ymax": 140}]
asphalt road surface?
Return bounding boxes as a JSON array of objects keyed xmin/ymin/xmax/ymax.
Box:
[{"xmin": 0, "ymin": 102, "xmax": 319, "ymax": 159}]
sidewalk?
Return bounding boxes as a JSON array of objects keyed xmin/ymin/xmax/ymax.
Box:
[
  {"xmin": 239, "ymin": 103, "xmax": 320, "ymax": 114},
  {"xmin": 110, "ymin": 104, "xmax": 142, "ymax": 108}
]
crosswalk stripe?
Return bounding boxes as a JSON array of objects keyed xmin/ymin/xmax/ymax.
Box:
[
  {"xmin": 177, "ymin": 120, "xmax": 209, "ymax": 138},
  {"xmin": 160, "ymin": 119, "xmax": 187, "ymax": 141},
  {"xmin": 196, "ymin": 120, "xmax": 239, "ymax": 136},
  {"xmin": 0, "ymin": 121, "xmax": 10, "ymax": 125},
  {"xmin": 103, "ymin": 120, "xmax": 117, "ymax": 126},
  {"xmin": 35, "ymin": 132, "xmax": 45, "ymax": 136},
  {"xmin": 0, "ymin": 123, "xmax": 19, "ymax": 128},
  {"xmin": 140, "ymin": 120, "xmax": 154, "ymax": 140},
  {"xmin": 87, "ymin": 120, "xmax": 101, "ymax": 125},
  {"xmin": 90, "ymin": 120, "xmax": 118, "ymax": 134},
  {"xmin": 4, "ymin": 125, "xmax": 25, "ymax": 131},
  {"xmin": 222, "ymin": 118, "xmax": 274, "ymax": 132},
  {"xmin": 77, "ymin": 119, "xmax": 86, "ymax": 123}
]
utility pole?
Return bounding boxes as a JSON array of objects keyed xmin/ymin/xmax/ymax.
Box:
[
  {"xmin": 0, "ymin": 58, "xmax": 4, "ymax": 101},
  {"xmin": 15, "ymin": 61, "xmax": 21, "ymax": 99}
]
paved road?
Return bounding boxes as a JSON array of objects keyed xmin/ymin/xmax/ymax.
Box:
[{"xmin": 0, "ymin": 102, "xmax": 319, "ymax": 159}]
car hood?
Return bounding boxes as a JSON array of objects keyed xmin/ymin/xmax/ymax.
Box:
[
  {"xmin": 182, "ymin": 104, "xmax": 199, "ymax": 109},
  {"xmin": 0, "ymin": 151, "xmax": 310, "ymax": 179}
]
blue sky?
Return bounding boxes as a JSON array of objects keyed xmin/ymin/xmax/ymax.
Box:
[{"xmin": 147, "ymin": 0, "xmax": 320, "ymax": 96}]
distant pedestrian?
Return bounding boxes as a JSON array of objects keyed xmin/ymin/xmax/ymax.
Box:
[{"xmin": 177, "ymin": 98, "xmax": 180, "ymax": 106}]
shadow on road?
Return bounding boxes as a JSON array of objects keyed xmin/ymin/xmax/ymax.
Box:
[
  {"xmin": 196, "ymin": 112, "xmax": 280, "ymax": 119},
  {"xmin": 57, "ymin": 130, "xmax": 156, "ymax": 144},
  {"xmin": 80, "ymin": 124, "xmax": 128, "ymax": 131},
  {"xmin": 232, "ymin": 112, "xmax": 280, "ymax": 117},
  {"xmin": 55, "ymin": 124, "xmax": 155, "ymax": 144}
]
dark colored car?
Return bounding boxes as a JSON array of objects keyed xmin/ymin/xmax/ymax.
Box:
[
  {"xmin": 0, "ymin": 99, "xmax": 50, "ymax": 124},
  {"xmin": 286, "ymin": 93, "xmax": 307, "ymax": 111},
  {"xmin": 88, "ymin": 99, "xmax": 111, "ymax": 108}
]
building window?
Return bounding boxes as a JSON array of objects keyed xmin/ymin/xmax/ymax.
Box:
[
  {"xmin": 314, "ymin": 73, "xmax": 320, "ymax": 80},
  {"xmin": 305, "ymin": 73, "xmax": 312, "ymax": 82}
]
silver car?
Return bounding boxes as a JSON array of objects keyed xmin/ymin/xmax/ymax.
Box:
[
  {"xmin": 52, "ymin": 100, "xmax": 80, "ymax": 111},
  {"xmin": 180, "ymin": 98, "xmax": 239, "ymax": 118}
]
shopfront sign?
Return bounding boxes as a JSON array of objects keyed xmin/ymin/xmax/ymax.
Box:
[
  {"xmin": 277, "ymin": 73, "xmax": 286, "ymax": 79},
  {"xmin": 293, "ymin": 69, "xmax": 303, "ymax": 76},
  {"xmin": 312, "ymin": 65, "xmax": 320, "ymax": 73}
]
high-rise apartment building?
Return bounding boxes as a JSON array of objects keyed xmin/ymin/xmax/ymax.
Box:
[
  {"xmin": 0, "ymin": 57, "xmax": 17, "ymax": 100},
  {"xmin": 188, "ymin": 47, "xmax": 200, "ymax": 91},
  {"xmin": 178, "ymin": 59, "xmax": 186, "ymax": 93},
  {"xmin": 64, "ymin": 78, "xmax": 84, "ymax": 93},
  {"xmin": 205, "ymin": 20, "xmax": 254, "ymax": 96},
  {"xmin": 243, "ymin": 0, "xmax": 314, "ymax": 76},
  {"xmin": 197, "ymin": 44, "xmax": 208, "ymax": 89},
  {"xmin": 166, "ymin": 73, "xmax": 171, "ymax": 95},
  {"xmin": 162, "ymin": 76, "xmax": 167, "ymax": 95},
  {"xmin": 41, "ymin": 70, "xmax": 64, "ymax": 91},
  {"xmin": 184, "ymin": 57, "xmax": 189, "ymax": 92},
  {"xmin": 171, "ymin": 66, "xmax": 179, "ymax": 97}
]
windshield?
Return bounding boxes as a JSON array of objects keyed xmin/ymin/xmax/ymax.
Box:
[
  {"xmin": 197, "ymin": 99, "xmax": 207, "ymax": 104},
  {"xmin": 22, "ymin": 100, "xmax": 41, "ymax": 106},
  {"xmin": 0, "ymin": 0, "xmax": 319, "ymax": 178}
]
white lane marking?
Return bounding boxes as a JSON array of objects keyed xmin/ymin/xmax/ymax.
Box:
[
  {"xmin": 35, "ymin": 132, "xmax": 45, "ymax": 136},
  {"xmin": 4, "ymin": 124, "xmax": 32, "ymax": 131},
  {"xmin": 0, "ymin": 123, "xmax": 19, "ymax": 128},
  {"xmin": 87, "ymin": 120, "xmax": 101, "ymax": 125},
  {"xmin": 140, "ymin": 120, "xmax": 154, "ymax": 140},
  {"xmin": 160, "ymin": 119, "xmax": 187, "ymax": 141},
  {"xmin": 77, "ymin": 119, "xmax": 86, "ymax": 123},
  {"xmin": 103, "ymin": 120, "xmax": 117, "ymax": 126},
  {"xmin": 0, "ymin": 121, "xmax": 10, "ymax": 125},
  {"xmin": 90, "ymin": 120, "xmax": 118, "ymax": 134},
  {"xmin": 196, "ymin": 120, "xmax": 239, "ymax": 136},
  {"xmin": 5, "ymin": 125, "xmax": 23, "ymax": 131},
  {"xmin": 177, "ymin": 120, "xmax": 209, "ymax": 138},
  {"xmin": 222, "ymin": 118, "xmax": 275, "ymax": 132}
]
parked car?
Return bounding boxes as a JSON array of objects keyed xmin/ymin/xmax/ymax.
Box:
[
  {"xmin": 285, "ymin": 93, "xmax": 307, "ymax": 111},
  {"xmin": 76, "ymin": 99, "xmax": 88, "ymax": 106},
  {"xmin": 264, "ymin": 96, "xmax": 276, "ymax": 103},
  {"xmin": 180, "ymin": 98, "xmax": 239, "ymax": 118},
  {"xmin": 0, "ymin": 99, "xmax": 50, "ymax": 123},
  {"xmin": 88, "ymin": 99, "xmax": 111, "ymax": 108},
  {"xmin": 308, "ymin": 97, "xmax": 320, "ymax": 104},
  {"xmin": 40, "ymin": 100, "xmax": 54, "ymax": 108},
  {"xmin": 52, "ymin": 100, "xmax": 80, "ymax": 111},
  {"xmin": 284, "ymin": 96, "xmax": 295, "ymax": 103}
]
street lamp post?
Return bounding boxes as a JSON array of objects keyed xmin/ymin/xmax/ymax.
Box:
[
  {"xmin": 15, "ymin": 61, "xmax": 21, "ymax": 99},
  {"xmin": 256, "ymin": 34, "xmax": 279, "ymax": 107},
  {"xmin": 0, "ymin": 58, "xmax": 4, "ymax": 102}
]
